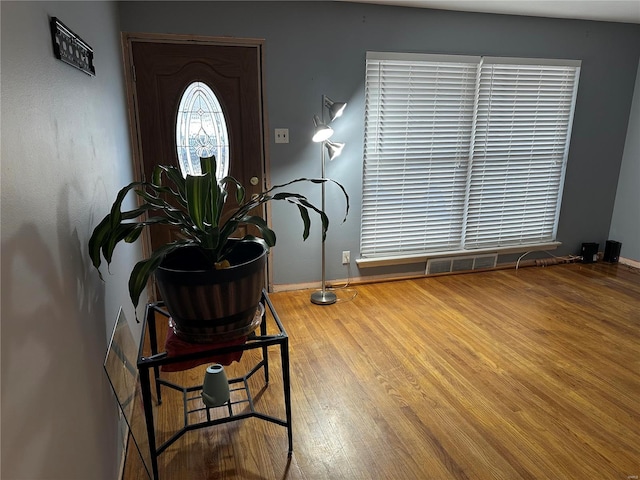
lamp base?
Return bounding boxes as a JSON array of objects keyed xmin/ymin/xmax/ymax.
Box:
[{"xmin": 310, "ymin": 290, "xmax": 337, "ymax": 305}]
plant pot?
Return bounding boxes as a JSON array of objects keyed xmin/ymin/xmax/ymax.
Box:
[{"xmin": 155, "ymin": 240, "xmax": 267, "ymax": 343}]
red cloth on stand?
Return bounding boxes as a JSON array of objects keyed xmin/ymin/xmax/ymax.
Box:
[{"xmin": 161, "ymin": 327, "xmax": 247, "ymax": 372}]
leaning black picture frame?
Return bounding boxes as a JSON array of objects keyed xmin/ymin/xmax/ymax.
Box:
[{"xmin": 50, "ymin": 17, "xmax": 95, "ymax": 76}]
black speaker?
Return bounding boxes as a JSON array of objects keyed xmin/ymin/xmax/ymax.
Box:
[
  {"xmin": 603, "ymin": 240, "xmax": 622, "ymax": 263},
  {"xmin": 581, "ymin": 242, "xmax": 599, "ymax": 263}
]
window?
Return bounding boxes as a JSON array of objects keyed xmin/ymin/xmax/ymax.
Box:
[
  {"xmin": 361, "ymin": 52, "xmax": 580, "ymax": 262},
  {"xmin": 176, "ymin": 81, "xmax": 229, "ymax": 180}
]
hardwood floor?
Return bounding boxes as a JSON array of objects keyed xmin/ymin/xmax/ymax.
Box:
[{"xmin": 123, "ymin": 262, "xmax": 640, "ymax": 479}]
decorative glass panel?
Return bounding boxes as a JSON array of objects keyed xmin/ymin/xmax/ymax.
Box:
[
  {"xmin": 176, "ymin": 81, "xmax": 229, "ymax": 180},
  {"xmin": 104, "ymin": 308, "xmax": 152, "ymax": 479}
]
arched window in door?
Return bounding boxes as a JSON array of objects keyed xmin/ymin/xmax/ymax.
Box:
[{"xmin": 176, "ymin": 81, "xmax": 230, "ymax": 180}]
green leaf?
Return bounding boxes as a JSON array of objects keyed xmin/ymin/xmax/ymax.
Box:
[
  {"xmin": 235, "ymin": 184, "xmax": 245, "ymax": 204},
  {"xmin": 186, "ymin": 173, "xmax": 211, "ymax": 231},
  {"xmin": 128, "ymin": 242, "xmax": 190, "ymax": 308},
  {"xmin": 227, "ymin": 192, "xmax": 270, "ymax": 223},
  {"xmin": 238, "ymin": 235, "xmax": 270, "ymax": 251},
  {"xmin": 88, "ymin": 214, "xmax": 111, "ymax": 273},
  {"xmin": 200, "ymin": 156, "xmax": 223, "ymax": 227},
  {"xmin": 197, "ymin": 226, "xmax": 220, "ymax": 252},
  {"xmin": 330, "ymin": 179, "xmax": 351, "ymax": 223},
  {"xmin": 285, "ymin": 196, "xmax": 329, "ymax": 241},
  {"xmin": 200, "ymin": 155, "xmax": 216, "ymax": 177},
  {"xmin": 130, "ymin": 215, "xmax": 174, "ymax": 228},
  {"xmin": 109, "ymin": 182, "xmax": 144, "ymax": 231},
  {"xmin": 124, "ymin": 225, "xmax": 145, "ymax": 243},
  {"xmin": 121, "ymin": 204, "xmax": 155, "ymax": 219},
  {"xmin": 102, "ymin": 223, "xmax": 143, "ymax": 265},
  {"xmin": 297, "ymin": 197, "xmax": 330, "ymax": 240},
  {"xmin": 272, "ymin": 192, "xmax": 305, "ymax": 201},
  {"xmin": 134, "ymin": 189, "xmax": 169, "ymax": 209},
  {"xmin": 217, "ymin": 219, "xmax": 238, "ymax": 245},
  {"xmin": 154, "ymin": 165, "xmax": 187, "ymax": 201},
  {"xmin": 239, "ymin": 215, "xmax": 276, "ymax": 246},
  {"xmin": 295, "ymin": 205, "xmax": 311, "ymax": 241},
  {"xmin": 152, "ymin": 165, "xmax": 162, "ymax": 186},
  {"xmin": 89, "ymin": 204, "xmax": 157, "ymax": 274},
  {"xmin": 267, "ymin": 177, "xmax": 349, "ymax": 223}
]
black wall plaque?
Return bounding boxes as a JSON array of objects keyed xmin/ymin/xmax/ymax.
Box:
[{"xmin": 50, "ymin": 17, "xmax": 95, "ymax": 76}]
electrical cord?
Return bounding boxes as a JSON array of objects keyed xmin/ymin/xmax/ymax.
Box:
[
  {"xmin": 326, "ymin": 262, "xmax": 359, "ymax": 302},
  {"xmin": 328, "ymin": 262, "xmax": 352, "ymax": 289},
  {"xmin": 515, "ymin": 250, "xmax": 581, "ymax": 270},
  {"xmin": 515, "ymin": 251, "xmax": 533, "ymax": 270},
  {"xmin": 331, "ymin": 288, "xmax": 359, "ymax": 303}
]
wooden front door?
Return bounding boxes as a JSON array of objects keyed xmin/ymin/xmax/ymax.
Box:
[{"xmin": 122, "ymin": 33, "xmax": 267, "ymax": 256}]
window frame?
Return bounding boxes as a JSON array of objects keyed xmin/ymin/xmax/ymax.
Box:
[{"xmin": 359, "ymin": 52, "xmax": 581, "ymax": 267}]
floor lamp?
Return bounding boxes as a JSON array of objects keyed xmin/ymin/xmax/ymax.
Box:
[{"xmin": 310, "ymin": 95, "xmax": 347, "ymax": 306}]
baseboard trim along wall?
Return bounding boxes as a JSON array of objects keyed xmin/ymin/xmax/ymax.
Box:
[
  {"xmin": 271, "ymin": 254, "xmax": 640, "ymax": 293},
  {"xmin": 271, "ymin": 258, "xmax": 542, "ymax": 292},
  {"xmin": 619, "ymin": 256, "xmax": 640, "ymax": 269}
]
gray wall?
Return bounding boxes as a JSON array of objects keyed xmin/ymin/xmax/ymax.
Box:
[
  {"xmin": 1, "ymin": 2, "xmax": 140, "ymax": 478},
  {"xmin": 119, "ymin": 1, "xmax": 640, "ymax": 286},
  {"xmin": 610, "ymin": 62, "xmax": 640, "ymax": 262},
  {"xmin": 0, "ymin": 3, "xmax": 636, "ymax": 477}
]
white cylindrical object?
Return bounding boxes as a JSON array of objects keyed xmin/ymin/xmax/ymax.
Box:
[{"xmin": 201, "ymin": 364, "xmax": 230, "ymax": 407}]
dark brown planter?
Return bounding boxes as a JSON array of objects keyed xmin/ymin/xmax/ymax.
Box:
[{"xmin": 155, "ymin": 240, "xmax": 267, "ymax": 343}]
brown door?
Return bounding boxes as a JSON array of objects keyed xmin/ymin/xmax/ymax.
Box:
[{"xmin": 124, "ymin": 35, "xmax": 266, "ymax": 254}]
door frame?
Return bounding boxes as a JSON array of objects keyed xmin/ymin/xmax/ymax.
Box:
[{"xmin": 121, "ymin": 32, "xmax": 273, "ymax": 296}]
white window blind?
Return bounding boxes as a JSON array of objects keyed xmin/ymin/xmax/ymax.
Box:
[{"xmin": 361, "ymin": 52, "xmax": 580, "ymax": 260}]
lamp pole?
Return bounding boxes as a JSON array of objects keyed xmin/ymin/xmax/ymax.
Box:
[{"xmin": 311, "ymin": 95, "xmax": 337, "ymax": 305}]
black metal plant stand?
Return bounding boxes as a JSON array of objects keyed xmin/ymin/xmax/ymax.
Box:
[{"xmin": 136, "ymin": 290, "xmax": 293, "ymax": 480}]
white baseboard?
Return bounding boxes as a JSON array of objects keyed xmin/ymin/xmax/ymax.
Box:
[
  {"xmin": 619, "ymin": 256, "xmax": 640, "ymax": 269},
  {"xmin": 271, "ymin": 268, "xmax": 427, "ymax": 293},
  {"xmin": 270, "ymin": 256, "xmax": 591, "ymax": 293}
]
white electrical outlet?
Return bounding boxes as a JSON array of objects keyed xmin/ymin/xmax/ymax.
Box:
[
  {"xmin": 274, "ymin": 128, "xmax": 289, "ymax": 144},
  {"xmin": 342, "ymin": 250, "xmax": 350, "ymax": 265}
]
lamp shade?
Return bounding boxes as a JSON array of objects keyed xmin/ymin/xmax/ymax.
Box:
[
  {"xmin": 324, "ymin": 97, "xmax": 347, "ymax": 122},
  {"xmin": 312, "ymin": 115, "xmax": 333, "ymax": 142},
  {"xmin": 325, "ymin": 140, "xmax": 345, "ymax": 160}
]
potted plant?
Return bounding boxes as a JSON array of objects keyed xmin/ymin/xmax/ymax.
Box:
[{"xmin": 89, "ymin": 155, "xmax": 348, "ymax": 342}]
